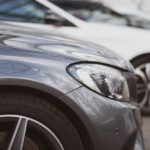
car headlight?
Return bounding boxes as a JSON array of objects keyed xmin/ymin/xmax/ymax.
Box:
[{"xmin": 68, "ymin": 63, "xmax": 130, "ymax": 101}]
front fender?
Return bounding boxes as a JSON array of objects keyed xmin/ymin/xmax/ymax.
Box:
[{"xmin": 0, "ymin": 59, "xmax": 81, "ymax": 98}]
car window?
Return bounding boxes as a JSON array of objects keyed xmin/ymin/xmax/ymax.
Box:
[
  {"xmin": 69, "ymin": 9, "xmax": 128, "ymax": 25},
  {"xmin": 123, "ymin": 15, "xmax": 150, "ymax": 29},
  {"xmin": 0, "ymin": 0, "xmax": 47, "ymax": 23},
  {"xmin": 53, "ymin": 1, "xmax": 128, "ymax": 26}
]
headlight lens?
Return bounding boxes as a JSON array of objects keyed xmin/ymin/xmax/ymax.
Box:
[{"xmin": 68, "ymin": 63, "xmax": 130, "ymax": 101}]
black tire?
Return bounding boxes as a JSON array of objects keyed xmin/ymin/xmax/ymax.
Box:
[
  {"xmin": 131, "ymin": 54, "xmax": 150, "ymax": 115},
  {"xmin": 0, "ymin": 90, "xmax": 84, "ymax": 150}
]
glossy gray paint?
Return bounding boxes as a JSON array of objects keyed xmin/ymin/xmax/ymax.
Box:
[
  {"xmin": 61, "ymin": 87, "xmax": 143, "ymax": 150},
  {"xmin": 0, "ymin": 22, "xmax": 133, "ymax": 96},
  {"xmin": 0, "ymin": 22, "xmax": 144, "ymax": 150}
]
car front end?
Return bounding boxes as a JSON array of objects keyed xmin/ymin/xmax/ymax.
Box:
[
  {"xmin": 60, "ymin": 62, "xmax": 144, "ymax": 150},
  {"xmin": 0, "ymin": 22, "xmax": 145, "ymax": 150}
]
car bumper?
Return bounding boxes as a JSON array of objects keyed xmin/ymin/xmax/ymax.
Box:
[{"xmin": 61, "ymin": 86, "xmax": 145, "ymax": 150}]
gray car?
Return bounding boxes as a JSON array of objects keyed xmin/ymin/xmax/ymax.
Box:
[{"xmin": 0, "ymin": 22, "xmax": 144, "ymax": 150}]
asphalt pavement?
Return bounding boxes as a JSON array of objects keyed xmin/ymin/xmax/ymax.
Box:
[{"xmin": 143, "ymin": 117, "xmax": 150, "ymax": 150}]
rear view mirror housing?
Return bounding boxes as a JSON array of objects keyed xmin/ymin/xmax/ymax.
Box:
[{"xmin": 44, "ymin": 10, "xmax": 75, "ymax": 26}]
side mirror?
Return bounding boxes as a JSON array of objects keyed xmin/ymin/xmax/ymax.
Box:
[{"xmin": 44, "ymin": 10, "xmax": 74, "ymax": 26}]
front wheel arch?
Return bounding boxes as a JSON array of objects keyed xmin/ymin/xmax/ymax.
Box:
[
  {"xmin": 130, "ymin": 53, "xmax": 150, "ymax": 65},
  {"xmin": 0, "ymin": 85, "xmax": 94, "ymax": 150},
  {"xmin": 130, "ymin": 53, "xmax": 150, "ymax": 114}
]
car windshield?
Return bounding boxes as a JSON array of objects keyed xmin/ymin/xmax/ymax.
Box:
[
  {"xmin": 126, "ymin": 15, "xmax": 150, "ymax": 29},
  {"xmin": 52, "ymin": 0, "xmax": 128, "ymax": 25},
  {"xmin": 0, "ymin": 0, "xmax": 128, "ymax": 26},
  {"xmin": 0, "ymin": 0, "xmax": 47, "ymax": 23},
  {"xmin": 0, "ymin": 0, "xmax": 150, "ymax": 29}
]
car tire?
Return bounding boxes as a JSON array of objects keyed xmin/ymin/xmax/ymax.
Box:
[
  {"xmin": 131, "ymin": 55, "xmax": 150, "ymax": 115},
  {"xmin": 0, "ymin": 90, "xmax": 84, "ymax": 150}
]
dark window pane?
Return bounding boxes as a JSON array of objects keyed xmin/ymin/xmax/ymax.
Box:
[{"xmin": 0, "ymin": 0, "xmax": 47, "ymax": 23}]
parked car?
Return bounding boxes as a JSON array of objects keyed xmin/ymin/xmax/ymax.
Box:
[
  {"xmin": 52, "ymin": 0, "xmax": 130, "ymax": 26},
  {"xmin": 52, "ymin": 0, "xmax": 150, "ymax": 29},
  {"xmin": 100, "ymin": 0, "xmax": 150, "ymax": 29},
  {"xmin": 1, "ymin": 0, "xmax": 150, "ymax": 114},
  {"xmin": 0, "ymin": 21, "xmax": 145, "ymax": 150}
]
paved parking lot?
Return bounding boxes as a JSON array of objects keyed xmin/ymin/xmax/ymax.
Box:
[{"xmin": 143, "ymin": 117, "xmax": 150, "ymax": 150}]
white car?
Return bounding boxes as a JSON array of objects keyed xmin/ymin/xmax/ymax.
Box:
[
  {"xmin": 51, "ymin": 0, "xmax": 150, "ymax": 29},
  {"xmin": 2, "ymin": 0, "xmax": 150, "ymax": 113}
]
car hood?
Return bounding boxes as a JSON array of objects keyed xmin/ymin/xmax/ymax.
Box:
[
  {"xmin": 31, "ymin": 0, "xmax": 150, "ymax": 60},
  {"xmin": 7, "ymin": 18, "xmax": 150, "ymax": 61},
  {"xmin": 0, "ymin": 22, "xmax": 133, "ymax": 71},
  {"xmin": 52, "ymin": 22, "xmax": 150, "ymax": 60}
]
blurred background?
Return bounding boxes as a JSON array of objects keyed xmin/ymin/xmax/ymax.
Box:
[{"xmin": 99, "ymin": 0, "xmax": 150, "ymax": 13}]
